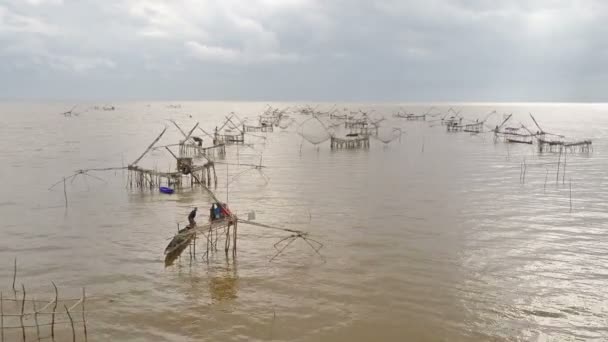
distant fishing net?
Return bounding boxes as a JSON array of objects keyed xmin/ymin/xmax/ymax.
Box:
[
  {"xmin": 278, "ymin": 117, "xmax": 295, "ymax": 129},
  {"xmin": 375, "ymin": 127, "xmax": 404, "ymax": 144},
  {"xmin": 298, "ymin": 117, "xmax": 331, "ymax": 145}
]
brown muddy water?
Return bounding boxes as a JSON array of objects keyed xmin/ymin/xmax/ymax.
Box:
[{"xmin": 0, "ymin": 102, "xmax": 607, "ymax": 341}]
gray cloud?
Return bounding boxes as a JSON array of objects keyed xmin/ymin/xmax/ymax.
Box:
[{"xmin": 0, "ymin": 0, "xmax": 606, "ymax": 101}]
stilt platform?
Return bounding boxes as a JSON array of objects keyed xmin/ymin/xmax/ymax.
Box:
[{"xmin": 330, "ymin": 136, "xmax": 370, "ymax": 149}]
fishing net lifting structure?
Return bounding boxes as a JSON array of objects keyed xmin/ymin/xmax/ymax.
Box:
[
  {"xmin": 375, "ymin": 127, "xmax": 404, "ymax": 145},
  {"xmin": 297, "ymin": 116, "xmax": 332, "ymax": 146}
]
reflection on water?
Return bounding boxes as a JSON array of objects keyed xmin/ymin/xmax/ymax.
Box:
[
  {"xmin": 208, "ymin": 262, "xmax": 239, "ymax": 303},
  {"xmin": 0, "ymin": 102, "xmax": 607, "ymax": 341}
]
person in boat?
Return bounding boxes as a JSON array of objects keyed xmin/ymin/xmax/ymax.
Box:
[{"xmin": 188, "ymin": 207, "xmax": 197, "ymax": 227}]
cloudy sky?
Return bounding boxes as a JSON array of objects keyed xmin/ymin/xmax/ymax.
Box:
[{"xmin": 0, "ymin": 0, "xmax": 606, "ymax": 101}]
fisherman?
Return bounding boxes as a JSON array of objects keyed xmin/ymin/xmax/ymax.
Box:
[
  {"xmin": 188, "ymin": 207, "xmax": 197, "ymax": 227},
  {"xmin": 214, "ymin": 203, "xmax": 221, "ymax": 220},
  {"xmin": 209, "ymin": 203, "xmax": 216, "ymax": 221}
]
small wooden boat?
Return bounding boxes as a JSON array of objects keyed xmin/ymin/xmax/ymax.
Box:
[
  {"xmin": 506, "ymin": 138, "xmax": 533, "ymax": 144},
  {"xmin": 164, "ymin": 226, "xmax": 195, "ymax": 266}
]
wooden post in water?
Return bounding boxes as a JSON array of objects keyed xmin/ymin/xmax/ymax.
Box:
[
  {"xmin": 51, "ymin": 282, "xmax": 58, "ymax": 341},
  {"xmin": 232, "ymin": 219, "xmax": 238, "ymax": 255},
  {"xmin": 556, "ymin": 147, "xmax": 562, "ymax": 184},
  {"xmin": 569, "ymin": 178, "xmax": 573, "ymax": 212},
  {"xmin": 63, "ymin": 177, "xmax": 68, "ymax": 209},
  {"xmin": 225, "ymin": 225, "xmax": 231, "ymax": 255},
  {"xmin": 1, "ymin": 291, "xmax": 4, "ymax": 342},
  {"xmin": 33, "ymin": 297, "xmax": 40, "ymax": 342},
  {"xmin": 20, "ymin": 284, "xmax": 26, "ymax": 342},
  {"xmin": 82, "ymin": 288, "xmax": 88, "ymax": 342},
  {"xmin": 562, "ymin": 150, "xmax": 567, "ymax": 185},
  {"xmin": 12, "ymin": 258, "xmax": 17, "ymax": 292},
  {"xmin": 64, "ymin": 305, "xmax": 75, "ymax": 342}
]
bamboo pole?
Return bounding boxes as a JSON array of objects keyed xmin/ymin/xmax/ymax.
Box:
[
  {"xmin": 130, "ymin": 127, "xmax": 167, "ymax": 166},
  {"xmin": 1, "ymin": 291, "xmax": 4, "ymax": 342},
  {"xmin": 20, "ymin": 285, "xmax": 26, "ymax": 342},
  {"xmin": 170, "ymin": 120, "xmax": 188, "ymax": 138},
  {"xmin": 569, "ymin": 178, "xmax": 573, "ymax": 212},
  {"xmin": 63, "ymin": 177, "xmax": 68, "ymax": 208},
  {"xmin": 33, "ymin": 297, "xmax": 40, "ymax": 342},
  {"xmin": 225, "ymin": 225, "xmax": 230, "ymax": 254},
  {"xmin": 12, "ymin": 258, "xmax": 17, "ymax": 292},
  {"xmin": 523, "ymin": 159, "xmax": 527, "ymax": 184},
  {"xmin": 183, "ymin": 123, "xmax": 200, "ymax": 142},
  {"xmin": 82, "ymin": 288, "xmax": 87, "ymax": 342},
  {"xmin": 562, "ymin": 149, "xmax": 567, "ymax": 185},
  {"xmin": 51, "ymin": 282, "xmax": 58, "ymax": 341},
  {"xmin": 64, "ymin": 305, "xmax": 75, "ymax": 342},
  {"xmin": 556, "ymin": 147, "xmax": 562, "ymax": 184},
  {"xmin": 233, "ymin": 219, "xmax": 237, "ymax": 255}
]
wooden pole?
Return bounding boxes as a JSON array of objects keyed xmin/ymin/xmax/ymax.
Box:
[
  {"xmin": 20, "ymin": 284, "xmax": 26, "ymax": 342},
  {"xmin": 562, "ymin": 149, "xmax": 567, "ymax": 185},
  {"xmin": 523, "ymin": 159, "xmax": 527, "ymax": 184},
  {"xmin": 1, "ymin": 291, "xmax": 4, "ymax": 342},
  {"xmin": 225, "ymin": 225, "xmax": 230, "ymax": 254},
  {"xmin": 82, "ymin": 288, "xmax": 87, "ymax": 342},
  {"xmin": 64, "ymin": 305, "xmax": 76, "ymax": 342},
  {"xmin": 130, "ymin": 127, "xmax": 167, "ymax": 166},
  {"xmin": 63, "ymin": 177, "xmax": 68, "ymax": 208},
  {"xmin": 51, "ymin": 282, "xmax": 58, "ymax": 341},
  {"xmin": 569, "ymin": 178, "xmax": 573, "ymax": 212},
  {"xmin": 170, "ymin": 120, "xmax": 188, "ymax": 138},
  {"xmin": 33, "ymin": 297, "xmax": 40, "ymax": 342},
  {"xmin": 165, "ymin": 147, "xmax": 179, "ymax": 161},
  {"xmin": 233, "ymin": 219, "xmax": 237, "ymax": 255},
  {"xmin": 12, "ymin": 258, "xmax": 16, "ymax": 292},
  {"xmin": 183, "ymin": 122, "xmax": 200, "ymax": 143},
  {"xmin": 556, "ymin": 147, "xmax": 562, "ymax": 184}
]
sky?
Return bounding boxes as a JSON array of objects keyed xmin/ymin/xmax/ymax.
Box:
[{"xmin": 0, "ymin": 0, "xmax": 606, "ymax": 101}]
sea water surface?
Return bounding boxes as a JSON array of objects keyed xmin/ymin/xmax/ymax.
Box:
[{"xmin": 0, "ymin": 102, "xmax": 607, "ymax": 341}]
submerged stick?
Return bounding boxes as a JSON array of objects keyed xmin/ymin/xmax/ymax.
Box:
[
  {"xmin": 1, "ymin": 291, "xmax": 4, "ymax": 342},
  {"xmin": 523, "ymin": 158, "xmax": 527, "ymax": 184},
  {"xmin": 20, "ymin": 285, "xmax": 26, "ymax": 342},
  {"xmin": 12, "ymin": 258, "xmax": 17, "ymax": 291},
  {"xmin": 562, "ymin": 150, "xmax": 567, "ymax": 185},
  {"xmin": 64, "ymin": 305, "xmax": 76, "ymax": 342},
  {"xmin": 33, "ymin": 297, "xmax": 40, "ymax": 342},
  {"xmin": 51, "ymin": 282, "xmax": 58, "ymax": 340},
  {"xmin": 544, "ymin": 168, "xmax": 549, "ymax": 193},
  {"xmin": 63, "ymin": 177, "xmax": 68, "ymax": 208},
  {"xmin": 519, "ymin": 163, "xmax": 523, "ymax": 183},
  {"xmin": 569, "ymin": 178, "xmax": 573, "ymax": 212},
  {"xmin": 556, "ymin": 147, "xmax": 562, "ymax": 184},
  {"xmin": 82, "ymin": 288, "xmax": 87, "ymax": 342}
]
